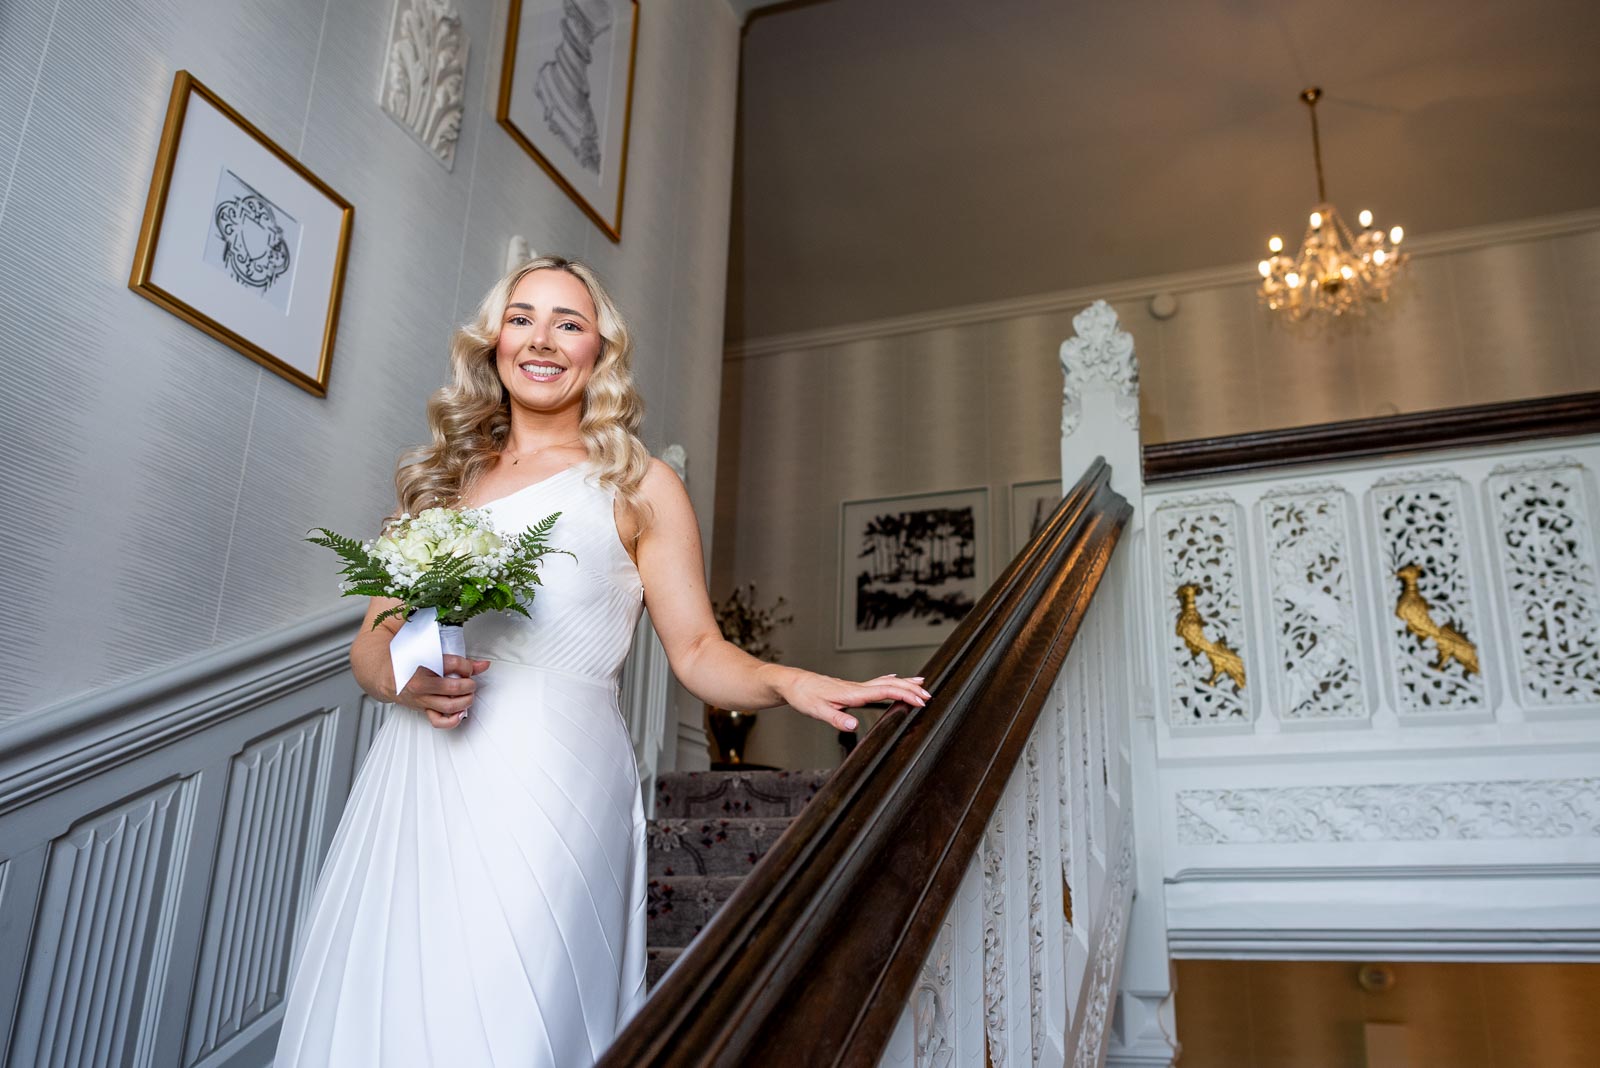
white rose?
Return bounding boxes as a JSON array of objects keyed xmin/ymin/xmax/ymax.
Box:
[{"xmin": 398, "ymin": 528, "xmax": 437, "ymax": 567}]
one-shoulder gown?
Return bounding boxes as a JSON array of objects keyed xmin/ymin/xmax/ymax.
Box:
[{"xmin": 276, "ymin": 463, "xmax": 647, "ymax": 1067}]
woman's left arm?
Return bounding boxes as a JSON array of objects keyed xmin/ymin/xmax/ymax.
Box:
[{"xmin": 632, "ymin": 460, "xmax": 929, "ymax": 732}]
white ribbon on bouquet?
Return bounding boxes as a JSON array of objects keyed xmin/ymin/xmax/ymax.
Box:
[{"xmin": 389, "ymin": 607, "xmax": 467, "ymax": 694}]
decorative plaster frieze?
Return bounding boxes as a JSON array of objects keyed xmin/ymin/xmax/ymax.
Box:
[
  {"xmin": 1486, "ymin": 459, "xmax": 1600, "ymax": 708},
  {"xmin": 1072, "ymin": 833, "xmax": 1135, "ymax": 1068},
  {"xmin": 1175, "ymin": 778, "xmax": 1600, "ymax": 845},
  {"xmin": 1060, "ymin": 300, "xmax": 1139, "ymax": 436},
  {"xmin": 380, "ymin": 0, "xmax": 470, "ymax": 169}
]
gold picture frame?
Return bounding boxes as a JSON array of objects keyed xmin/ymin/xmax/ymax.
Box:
[
  {"xmin": 496, "ymin": 0, "xmax": 639, "ymax": 242},
  {"xmin": 129, "ymin": 70, "xmax": 354, "ymax": 397}
]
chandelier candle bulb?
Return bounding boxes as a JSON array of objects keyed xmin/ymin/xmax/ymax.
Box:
[
  {"xmin": 1390, "ymin": 225, "xmax": 1404, "ymax": 243},
  {"xmin": 1310, "ymin": 210, "xmax": 1322, "ymax": 228},
  {"xmin": 1269, "ymin": 235, "xmax": 1284, "ymax": 252},
  {"xmin": 1359, "ymin": 209, "xmax": 1373, "ymax": 228}
]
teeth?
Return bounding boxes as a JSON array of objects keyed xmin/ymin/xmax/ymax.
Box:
[{"xmin": 521, "ymin": 363, "xmax": 563, "ymax": 379}]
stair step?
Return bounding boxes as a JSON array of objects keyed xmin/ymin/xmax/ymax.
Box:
[
  {"xmin": 646, "ymin": 946, "xmax": 682, "ymax": 988},
  {"xmin": 646, "ymin": 875, "xmax": 744, "ymax": 949},
  {"xmin": 647, "ymin": 816, "xmax": 794, "ymax": 877},
  {"xmin": 654, "ymin": 769, "xmax": 830, "ymax": 818}
]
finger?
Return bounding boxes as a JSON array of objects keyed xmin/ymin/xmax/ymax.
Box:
[
  {"xmin": 442, "ymin": 654, "xmax": 484, "ymax": 677},
  {"xmin": 412, "ymin": 674, "xmax": 476, "ymax": 698},
  {"xmin": 426, "ymin": 708, "xmax": 465, "ymax": 730},
  {"xmin": 851, "ymin": 683, "xmax": 928, "ymax": 707},
  {"xmin": 425, "ymin": 694, "xmax": 474, "ymax": 717}
]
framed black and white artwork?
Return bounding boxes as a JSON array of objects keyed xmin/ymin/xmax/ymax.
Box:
[
  {"xmin": 497, "ymin": 0, "xmax": 638, "ymax": 241},
  {"xmin": 1010, "ymin": 478, "xmax": 1063, "ymax": 555},
  {"xmin": 838, "ymin": 487, "xmax": 990, "ymax": 651},
  {"xmin": 129, "ymin": 71, "xmax": 354, "ymax": 397}
]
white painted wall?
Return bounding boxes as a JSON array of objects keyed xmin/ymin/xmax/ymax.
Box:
[
  {"xmin": 713, "ymin": 217, "xmax": 1600, "ymax": 769},
  {"xmin": 0, "ymin": 0, "xmax": 740, "ymax": 735}
]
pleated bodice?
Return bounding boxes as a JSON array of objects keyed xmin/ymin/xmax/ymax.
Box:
[{"xmin": 468, "ymin": 463, "xmax": 644, "ymax": 680}]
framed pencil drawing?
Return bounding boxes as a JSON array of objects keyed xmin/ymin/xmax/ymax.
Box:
[
  {"xmin": 496, "ymin": 0, "xmax": 638, "ymax": 241},
  {"xmin": 838, "ymin": 487, "xmax": 990, "ymax": 651},
  {"xmin": 1010, "ymin": 478, "xmax": 1062, "ymax": 555},
  {"xmin": 129, "ymin": 71, "xmax": 354, "ymax": 397}
]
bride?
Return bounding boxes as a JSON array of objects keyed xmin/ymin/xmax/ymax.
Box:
[{"xmin": 275, "ymin": 257, "xmax": 930, "ymax": 1067}]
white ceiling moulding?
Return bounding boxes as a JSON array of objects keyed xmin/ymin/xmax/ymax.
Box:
[{"xmin": 725, "ymin": 206, "xmax": 1600, "ymax": 361}]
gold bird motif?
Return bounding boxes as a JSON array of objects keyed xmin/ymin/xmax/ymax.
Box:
[
  {"xmin": 1394, "ymin": 564, "xmax": 1480, "ymax": 675},
  {"xmin": 1175, "ymin": 584, "xmax": 1246, "ymax": 690}
]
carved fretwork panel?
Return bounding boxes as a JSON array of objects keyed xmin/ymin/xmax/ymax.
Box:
[
  {"xmin": 1487, "ymin": 460, "xmax": 1600, "ymax": 709},
  {"xmin": 1371, "ymin": 474, "xmax": 1487, "ymax": 714},
  {"xmin": 1260, "ymin": 487, "xmax": 1367, "ymax": 722},
  {"xmin": 1155, "ymin": 497, "xmax": 1251, "ymax": 727}
]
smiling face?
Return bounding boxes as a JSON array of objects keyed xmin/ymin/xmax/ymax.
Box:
[{"xmin": 494, "ymin": 268, "xmax": 604, "ymax": 418}]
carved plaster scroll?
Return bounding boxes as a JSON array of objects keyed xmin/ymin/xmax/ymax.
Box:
[
  {"xmin": 1071, "ymin": 832, "xmax": 1134, "ymax": 1068},
  {"xmin": 1024, "ymin": 737, "xmax": 1045, "ymax": 1067},
  {"xmin": 380, "ymin": 0, "xmax": 470, "ymax": 169},
  {"xmin": 1155, "ymin": 495, "xmax": 1251, "ymax": 727},
  {"xmin": 981, "ymin": 811, "xmax": 1007, "ymax": 1067},
  {"xmin": 1370, "ymin": 472, "xmax": 1486, "ymax": 714},
  {"xmin": 1260, "ymin": 485, "xmax": 1367, "ymax": 722},
  {"xmin": 1059, "ymin": 300, "xmax": 1139, "ymax": 437},
  {"xmin": 1175, "ymin": 778, "xmax": 1600, "ymax": 845},
  {"xmin": 912, "ymin": 917, "xmax": 956, "ymax": 1068},
  {"xmin": 1487, "ymin": 459, "xmax": 1600, "ymax": 708}
]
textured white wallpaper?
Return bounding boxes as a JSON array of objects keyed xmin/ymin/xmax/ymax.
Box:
[
  {"xmin": 714, "ymin": 226, "xmax": 1600, "ymax": 769},
  {"xmin": 0, "ymin": 0, "xmax": 740, "ymax": 721}
]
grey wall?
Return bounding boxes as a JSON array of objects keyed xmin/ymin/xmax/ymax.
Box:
[
  {"xmin": 713, "ymin": 223, "xmax": 1600, "ymax": 770},
  {"xmin": 0, "ymin": 0, "xmax": 740, "ymax": 723}
]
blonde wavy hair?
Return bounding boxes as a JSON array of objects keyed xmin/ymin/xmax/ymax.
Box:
[{"xmin": 395, "ymin": 256, "xmax": 651, "ymax": 523}]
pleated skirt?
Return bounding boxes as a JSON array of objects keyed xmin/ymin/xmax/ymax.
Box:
[{"xmin": 276, "ymin": 661, "xmax": 647, "ymax": 1068}]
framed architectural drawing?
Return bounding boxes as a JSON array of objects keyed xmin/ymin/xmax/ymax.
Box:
[
  {"xmin": 839, "ymin": 488, "xmax": 990, "ymax": 651},
  {"xmin": 1010, "ymin": 478, "xmax": 1062, "ymax": 555},
  {"xmin": 129, "ymin": 71, "xmax": 354, "ymax": 397},
  {"xmin": 496, "ymin": 0, "xmax": 639, "ymax": 241}
]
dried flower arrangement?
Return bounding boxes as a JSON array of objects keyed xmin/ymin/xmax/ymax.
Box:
[{"xmin": 712, "ymin": 582, "xmax": 795, "ymax": 662}]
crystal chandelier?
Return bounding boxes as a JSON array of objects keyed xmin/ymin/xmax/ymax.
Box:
[{"xmin": 1258, "ymin": 88, "xmax": 1407, "ymax": 322}]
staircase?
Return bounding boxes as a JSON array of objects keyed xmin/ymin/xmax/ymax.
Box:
[{"xmin": 645, "ymin": 769, "xmax": 829, "ymax": 986}]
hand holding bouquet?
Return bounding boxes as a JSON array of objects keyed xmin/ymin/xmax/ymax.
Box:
[{"xmin": 308, "ymin": 506, "xmax": 571, "ymax": 696}]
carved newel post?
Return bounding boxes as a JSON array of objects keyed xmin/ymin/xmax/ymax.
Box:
[
  {"xmin": 1059, "ymin": 303, "xmax": 1179, "ymax": 1067},
  {"xmin": 1060, "ymin": 300, "xmax": 1142, "ymax": 520}
]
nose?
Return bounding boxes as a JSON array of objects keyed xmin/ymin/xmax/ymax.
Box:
[{"xmin": 528, "ymin": 320, "xmax": 553, "ymax": 351}]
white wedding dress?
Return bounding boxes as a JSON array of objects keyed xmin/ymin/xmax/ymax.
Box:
[{"xmin": 277, "ymin": 464, "xmax": 647, "ymax": 1067}]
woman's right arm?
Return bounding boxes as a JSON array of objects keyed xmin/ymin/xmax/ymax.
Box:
[{"xmin": 350, "ymin": 596, "xmax": 489, "ymax": 730}]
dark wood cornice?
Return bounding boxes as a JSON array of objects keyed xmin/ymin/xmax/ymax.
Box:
[
  {"xmin": 599, "ymin": 461, "xmax": 1131, "ymax": 1066},
  {"xmin": 1141, "ymin": 391, "xmax": 1600, "ymax": 484}
]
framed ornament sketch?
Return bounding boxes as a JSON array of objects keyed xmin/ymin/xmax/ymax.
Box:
[
  {"xmin": 129, "ymin": 71, "xmax": 354, "ymax": 397},
  {"xmin": 838, "ymin": 487, "xmax": 990, "ymax": 651},
  {"xmin": 496, "ymin": 0, "xmax": 638, "ymax": 241},
  {"xmin": 1010, "ymin": 478, "xmax": 1062, "ymax": 555}
]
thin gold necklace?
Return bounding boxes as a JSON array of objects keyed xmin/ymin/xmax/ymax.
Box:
[{"xmin": 504, "ymin": 436, "xmax": 582, "ymax": 465}]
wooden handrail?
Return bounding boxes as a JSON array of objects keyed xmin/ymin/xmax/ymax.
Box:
[{"xmin": 600, "ymin": 460, "xmax": 1132, "ymax": 1066}]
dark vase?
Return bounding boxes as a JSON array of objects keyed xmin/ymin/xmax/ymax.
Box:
[{"xmin": 705, "ymin": 706, "xmax": 758, "ymax": 765}]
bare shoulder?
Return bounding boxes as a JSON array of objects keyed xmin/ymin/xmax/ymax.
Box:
[{"xmin": 618, "ymin": 458, "xmax": 695, "ymax": 553}]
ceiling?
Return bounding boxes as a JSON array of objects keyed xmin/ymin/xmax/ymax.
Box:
[{"xmin": 725, "ymin": 0, "xmax": 1600, "ymax": 343}]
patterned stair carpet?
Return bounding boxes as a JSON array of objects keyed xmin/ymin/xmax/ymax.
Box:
[{"xmin": 645, "ymin": 769, "xmax": 829, "ymax": 987}]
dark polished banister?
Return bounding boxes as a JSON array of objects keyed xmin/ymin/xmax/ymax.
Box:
[{"xmin": 600, "ymin": 459, "xmax": 1132, "ymax": 1066}]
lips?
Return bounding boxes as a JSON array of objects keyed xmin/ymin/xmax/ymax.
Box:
[{"xmin": 518, "ymin": 361, "xmax": 565, "ymax": 381}]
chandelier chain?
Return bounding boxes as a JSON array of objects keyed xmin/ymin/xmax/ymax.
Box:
[{"xmin": 1303, "ymin": 87, "xmax": 1327, "ymax": 203}]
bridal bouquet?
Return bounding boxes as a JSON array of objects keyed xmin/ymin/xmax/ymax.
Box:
[{"xmin": 308, "ymin": 506, "xmax": 570, "ymax": 693}]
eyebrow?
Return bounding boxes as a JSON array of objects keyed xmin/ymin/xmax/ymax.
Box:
[{"xmin": 506, "ymin": 302, "xmax": 592, "ymax": 323}]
